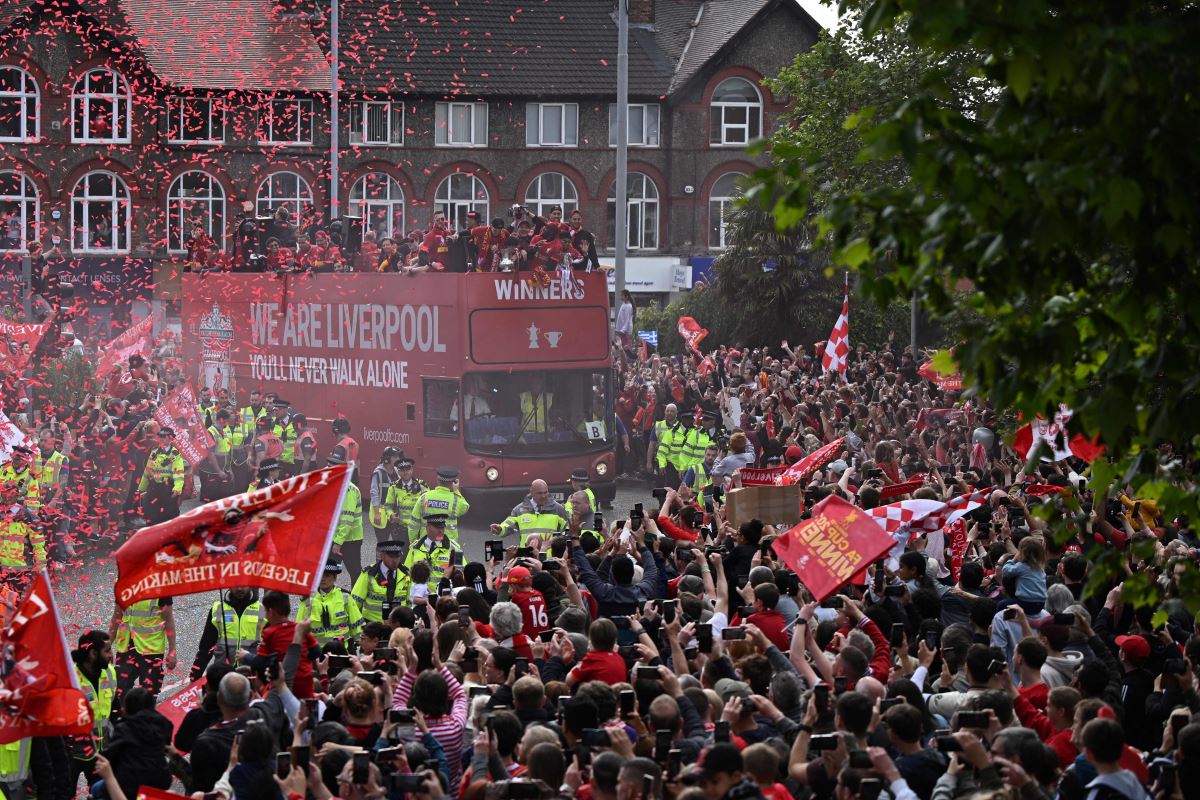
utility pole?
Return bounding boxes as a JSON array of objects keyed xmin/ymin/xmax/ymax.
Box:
[
  {"xmin": 614, "ymin": 0, "xmax": 628, "ymax": 311},
  {"xmin": 909, "ymin": 290, "xmax": 917, "ymax": 356},
  {"xmin": 329, "ymin": 0, "xmax": 340, "ymax": 222}
]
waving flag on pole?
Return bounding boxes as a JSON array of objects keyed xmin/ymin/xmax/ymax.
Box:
[
  {"xmin": 1012, "ymin": 405, "xmax": 1105, "ymax": 463},
  {"xmin": 822, "ymin": 273, "xmax": 850, "ymax": 377},
  {"xmin": 677, "ymin": 316, "xmax": 709, "ymax": 355}
]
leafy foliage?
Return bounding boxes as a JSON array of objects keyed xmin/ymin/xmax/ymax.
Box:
[{"xmin": 749, "ymin": 0, "xmax": 1200, "ymax": 608}]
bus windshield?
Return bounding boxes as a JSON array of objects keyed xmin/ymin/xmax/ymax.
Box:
[{"xmin": 462, "ymin": 370, "xmax": 613, "ymax": 457}]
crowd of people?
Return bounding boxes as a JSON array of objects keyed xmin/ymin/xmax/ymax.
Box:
[
  {"xmin": 186, "ymin": 204, "xmax": 603, "ymax": 280},
  {"xmin": 0, "ymin": 296, "xmax": 1195, "ymax": 800}
]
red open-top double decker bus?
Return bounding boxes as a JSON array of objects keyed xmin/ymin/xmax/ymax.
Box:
[{"xmin": 182, "ymin": 271, "xmax": 616, "ymax": 507}]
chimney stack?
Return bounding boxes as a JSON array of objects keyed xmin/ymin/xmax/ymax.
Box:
[{"xmin": 628, "ymin": 0, "xmax": 655, "ymax": 24}]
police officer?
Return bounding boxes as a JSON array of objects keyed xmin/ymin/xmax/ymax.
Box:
[
  {"xmin": 249, "ymin": 458, "xmax": 281, "ymax": 492},
  {"xmin": 272, "ymin": 399, "xmax": 298, "ymax": 475},
  {"xmin": 197, "ymin": 386, "xmax": 217, "ymax": 428},
  {"xmin": 36, "ymin": 428, "xmax": 72, "ymax": 560},
  {"xmin": 352, "ymin": 538, "xmax": 404, "ymax": 624},
  {"xmin": 682, "ymin": 410, "xmax": 718, "ymax": 469},
  {"xmin": 369, "ymin": 447, "xmax": 402, "ymax": 541},
  {"xmin": 681, "ymin": 443, "xmax": 719, "ymax": 508},
  {"xmin": 238, "ymin": 388, "xmax": 268, "ymax": 432},
  {"xmin": 69, "ymin": 630, "xmax": 117, "ymax": 792},
  {"xmin": 408, "ymin": 466, "xmax": 469, "ymax": 544},
  {"xmin": 138, "ymin": 427, "xmax": 185, "ymax": 524},
  {"xmin": 0, "ymin": 483, "xmax": 45, "ymax": 575},
  {"xmin": 386, "ymin": 456, "xmax": 426, "ymax": 542},
  {"xmin": 648, "ymin": 403, "xmax": 686, "ymax": 488},
  {"xmin": 0, "ymin": 446, "xmax": 40, "ymax": 514},
  {"xmin": 297, "ymin": 559, "xmax": 363, "ymax": 648},
  {"xmin": 402, "ymin": 512, "xmax": 463, "ymax": 597},
  {"xmin": 202, "ymin": 409, "xmax": 235, "ymax": 500},
  {"xmin": 493, "ymin": 479, "xmax": 568, "ymax": 551},
  {"xmin": 563, "ymin": 468, "xmax": 596, "ymax": 517},
  {"xmin": 108, "ymin": 596, "xmax": 176, "ymax": 697},
  {"xmin": 190, "ymin": 587, "xmax": 263, "ymax": 678},
  {"xmin": 330, "ymin": 455, "xmax": 364, "ymax": 581},
  {"xmin": 330, "ymin": 417, "xmax": 358, "ymax": 465}
]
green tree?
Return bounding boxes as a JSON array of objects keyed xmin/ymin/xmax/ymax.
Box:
[{"xmin": 751, "ymin": 0, "xmax": 1200, "ymax": 610}]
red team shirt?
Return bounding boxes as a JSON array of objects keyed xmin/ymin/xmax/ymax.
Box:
[{"xmin": 509, "ymin": 588, "xmax": 549, "ymax": 637}]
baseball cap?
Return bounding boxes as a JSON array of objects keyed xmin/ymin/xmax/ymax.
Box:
[
  {"xmin": 507, "ymin": 566, "xmax": 533, "ymax": 586},
  {"xmin": 784, "ymin": 445, "xmax": 803, "ymax": 464},
  {"xmin": 1115, "ymin": 635, "xmax": 1150, "ymax": 661},
  {"xmin": 713, "ymin": 678, "xmax": 752, "ymax": 702},
  {"xmin": 678, "ymin": 575, "xmax": 705, "ymax": 595}
]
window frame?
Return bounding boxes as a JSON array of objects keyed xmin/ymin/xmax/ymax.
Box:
[
  {"xmin": 0, "ymin": 170, "xmax": 39, "ymax": 252},
  {"xmin": 0, "ymin": 66, "xmax": 39, "ymax": 143},
  {"xmin": 709, "ymin": 77, "xmax": 763, "ymax": 147},
  {"xmin": 349, "ymin": 172, "xmax": 406, "ymax": 243},
  {"xmin": 606, "ymin": 172, "xmax": 659, "ymax": 251},
  {"xmin": 423, "ymin": 378, "xmax": 461, "ymax": 438},
  {"xmin": 260, "ymin": 97, "xmax": 314, "ymax": 146},
  {"xmin": 608, "ymin": 103, "xmax": 660, "ymax": 148},
  {"xmin": 523, "ymin": 172, "xmax": 579, "ymax": 220},
  {"xmin": 434, "ymin": 173, "xmax": 489, "ymax": 230},
  {"xmin": 708, "ymin": 172, "xmax": 746, "ymax": 250},
  {"xmin": 166, "ymin": 95, "xmax": 225, "ymax": 144},
  {"xmin": 71, "ymin": 67, "xmax": 132, "ymax": 144},
  {"xmin": 348, "ymin": 99, "xmax": 404, "ymax": 146},
  {"xmin": 71, "ymin": 170, "xmax": 131, "ymax": 254},
  {"xmin": 166, "ymin": 170, "xmax": 226, "ymax": 254},
  {"xmin": 255, "ymin": 171, "xmax": 314, "ymax": 220},
  {"xmin": 435, "ymin": 101, "xmax": 488, "ymax": 148},
  {"xmin": 526, "ymin": 102, "xmax": 579, "ymax": 147}
]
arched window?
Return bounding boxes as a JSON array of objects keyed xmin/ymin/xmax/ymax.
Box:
[
  {"xmin": 434, "ymin": 172, "xmax": 488, "ymax": 230},
  {"xmin": 524, "ymin": 172, "xmax": 579, "ymax": 220},
  {"xmin": 71, "ymin": 67, "xmax": 131, "ymax": 143},
  {"xmin": 709, "ymin": 77, "xmax": 762, "ymax": 146},
  {"xmin": 607, "ymin": 172, "xmax": 659, "ymax": 250},
  {"xmin": 349, "ymin": 173, "xmax": 405, "ymax": 241},
  {"xmin": 167, "ymin": 171, "xmax": 225, "ymax": 253},
  {"xmin": 71, "ymin": 171, "xmax": 130, "ymax": 253},
  {"xmin": 708, "ymin": 172, "xmax": 745, "ymax": 249},
  {"xmin": 0, "ymin": 171, "xmax": 38, "ymax": 251},
  {"xmin": 256, "ymin": 172, "xmax": 312, "ymax": 220},
  {"xmin": 0, "ymin": 67, "xmax": 39, "ymax": 142}
]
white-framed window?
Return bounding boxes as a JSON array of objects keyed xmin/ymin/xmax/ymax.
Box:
[
  {"xmin": 0, "ymin": 171, "xmax": 38, "ymax": 251},
  {"xmin": 260, "ymin": 97, "xmax": 314, "ymax": 145},
  {"xmin": 348, "ymin": 100, "xmax": 404, "ymax": 146},
  {"xmin": 0, "ymin": 66, "xmax": 39, "ymax": 142},
  {"xmin": 256, "ymin": 172, "xmax": 313, "ymax": 220},
  {"xmin": 607, "ymin": 172, "xmax": 659, "ymax": 250},
  {"xmin": 608, "ymin": 103, "xmax": 660, "ymax": 147},
  {"xmin": 525, "ymin": 102, "xmax": 578, "ymax": 147},
  {"xmin": 709, "ymin": 77, "xmax": 762, "ymax": 146},
  {"xmin": 349, "ymin": 172, "xmax": 405, "ymax": 241},
  {"xmin": 434, "ymin": 172, "xmax": 488, "ymax": 229},
  {"xmin": 167, "ymin": 171, "xmax": 225, "ymax": 253},
  {"xmin": 708, "ymin": 172, "xmax": 745, "ymax": 250},
  {"xmin": 71, "ymin": 170, "xmax": 130, "ymax": 253},
  {"xmin": 71, "ymin": 67, "xmax": 131, "ymax": 143},
  {"xmin": 434, "ymin": 102, "xmax": 487, "ymax": 147},
  {"xmin": 167, "ymin": 95, "xmax": 224, "ymax": 144},
  {"xmin": 524, "ymin": 172, "xmax": 579, "ymax": 220}
]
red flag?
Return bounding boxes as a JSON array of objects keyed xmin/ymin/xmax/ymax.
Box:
[
  {"xmin": 96, "ymin": 314, "xmax": 155, "ymax": 378},
  {"xmin": 918, "ymin": 359, "xmax": 964, "ymax": 392},
  {"xmin": 114, "ymin": 464, "xmax": 352, "ymax": 608},
  {"xmin": 0, "ymin": 321, "xmax": 48, "ymax": 373},
  {"xmin": 946, "ymin": 518, "xmax": 969, "ymax": 583},
  {"xmin": 771, "ymin": 495, "xmax": 894, "ymax": 602},
  {"xmin": 913, "ymin": 407, "xmax": 967, "ymax": 431},
  {"xmin": 0, "ymin": 572, "xmax": 93, "ymax": 744},
  {"xmin": 821, "ymin": 274, "xmax": 849, "ymax": 376},
  {"xmin": 134, "ymin": 789, "xmax": 193, "ymax": 799},
  {"xmin": 676, "ymin": 316, "xmax": 708, "ymax": 354},
  {"xmin": 778, "ymin": 437, "xmax": 845, "ymax": 486},
  {"xmin": 155, "ymin": 677, "xmax": 206, "ymax": 737},
  {"xmin": 1012, "ymin": 405, "xmax": 1104, "ymax": 463},
  {"xmin": 151, "ymin": 380, "xmax": 214, "ymax": 467},
  {"xmin": 740, "ymin": 466, "xmax": 788, "ymax": 486},
  {"xmin": 1023, "ymin": 483, "xmax": 1068, "ymax": 497},
  {"xmin": 879, "ymin": 479, "xmax": 925, "ymax": 500}
]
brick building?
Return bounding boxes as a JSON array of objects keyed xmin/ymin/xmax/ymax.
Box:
[{"xmin": 0, "ymin": 0, "xmax": 819, "ymax": 293}]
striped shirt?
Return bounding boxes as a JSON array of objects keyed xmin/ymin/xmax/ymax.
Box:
[{"xmin": 393, "ymin": 664, "xmax": 469, "ymax": 788}]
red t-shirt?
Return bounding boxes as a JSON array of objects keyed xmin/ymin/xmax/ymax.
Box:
[
  {"xmin": 1018, "ymin": 682, "xmax": 1049, "ymax": 711},
  {"xmin": 569, "ymin": 651, "xmax": 627, "ymax": 685},
  {"xmin": 510, "ymin": 588, "xmax": 550, "ymax": 637},
  {"xmin": 257, "ymin": 621, "xmax": 319, "ymax": 698}
]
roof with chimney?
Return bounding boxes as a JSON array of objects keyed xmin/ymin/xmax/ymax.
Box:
[{"xmin": 0, "ymin": 0, "xmax": 817, "ymax": 96}]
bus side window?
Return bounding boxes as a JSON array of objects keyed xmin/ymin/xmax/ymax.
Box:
[{"xmin": 423, "ymin": 379, "xmax": 460, "ymax": 438}]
